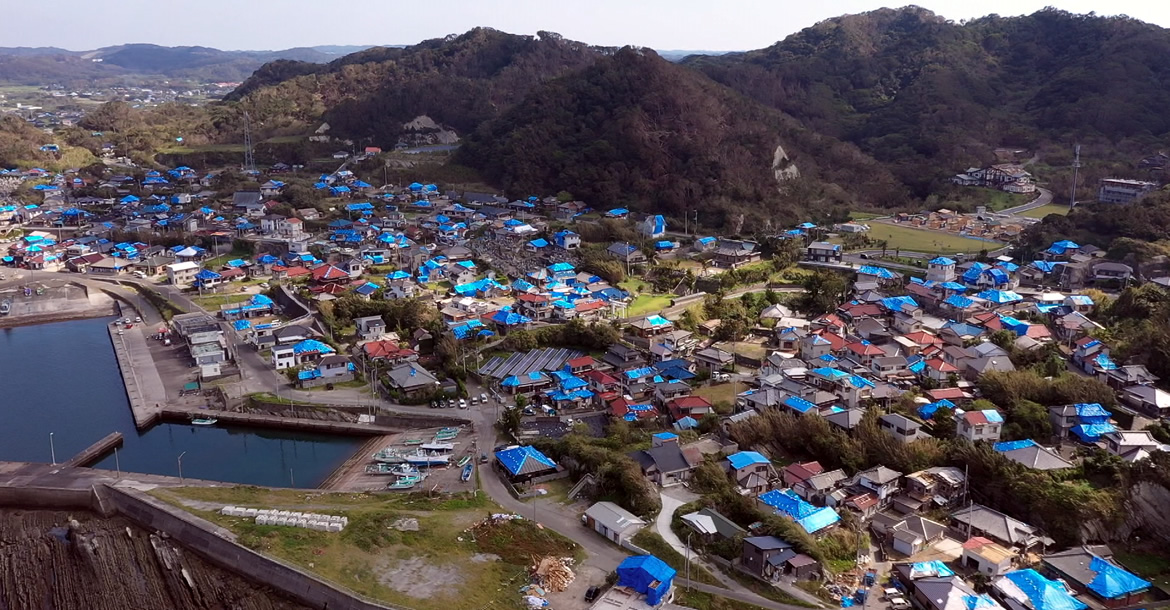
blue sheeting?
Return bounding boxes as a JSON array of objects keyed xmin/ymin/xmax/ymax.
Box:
[
  {"xmin": 758, "ymin": 489, "xmax": 840, "ymax": 534},
  {"xmin": 494, "ymin": 446, "xmax": 556, "ymax": 477},
  {"xmin": 727, "ymin": 451, "xmax": 770, "ymax": 469},
  {"xmin": 994, "ymin": 439, "xmax": 1038, "ymax": 452},
  {"xmin": 616, "ymin": 556, "xmax": 675, "ymax": 606},
  {"xmin": 1002, "ymin": 569, "xmax": 1087, "ymax": 610},
  {"xmin": 1087, "ymin": 556, "xmax": 1150, "ymax": 598}
]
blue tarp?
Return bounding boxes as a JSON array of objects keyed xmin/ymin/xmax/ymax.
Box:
[
  {"xmin": 858, "ymin": 265, "xmax": 898, "ymax": 279},
  {"xmin": 494, "ymin": 445, "xmax": 556, "ymax": 477},
  {"xmin": 930, "ymin": 256, "xmax": 956, "ymax": 265},
  {"xmin": 292, "ymin": 339, "xmax": 334, "ymax": 355},
  {"xmin": 616, "ymin": 556, "xmax": 675, "ymax": 607},
  {"xmin": 1072, "ymin": 423, "xmax": 1116, "ymax": 443},
  {"xmin": 758, "ymin": 489, "xmax": 841, "ymax": 533},
  {"xmin": 727, "ymin": 451, "xmax": 771, "ymax": 470},
  {"xmin": 1087, "ymin": 556, "xmax": 1150, "ymax": 599},
  {"xmin": 784, "ymin": 395, "xmax": 817, "ymax": 414},
  {"xmin": 994, "ymin": 439, "xmax": 1038, "ymax": 452},
  {"xmin": 1002, "ymin": 569, "xmax": 1086, "ymax": 610}
]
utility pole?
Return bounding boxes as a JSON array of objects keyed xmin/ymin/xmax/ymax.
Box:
[
  {"xmin": 177, "ymin": 451, "xmax": 187, "ymax": 484},
  {"xmin": 49, "ymin": 432, "xmax": 56, "ymax": 465},
  {"xmin": 1069, "ymin": 144, "xmax": 1081, "ymax": 209},
  {"xmin": 685, "ymin": 532, "xmax": 693, "ymax": 591},
  {"xmin": 243, "ymin": 112, "xmax": 257, "ymax": 174}
]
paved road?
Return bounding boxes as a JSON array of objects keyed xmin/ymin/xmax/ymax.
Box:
[
  {"xmin": 684, "ymin": 580, "xmax": 819, "ymax": 610},
  {"xmin": 1001, "ymin": 187, "xmax": 1054, "ymax": 216}
]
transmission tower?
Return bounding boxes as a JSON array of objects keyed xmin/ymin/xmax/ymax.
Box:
[
  {"xmin": 243, "ymin": 111, "xmax": 257, "ymax": 173},
  {"xmin": 1069, "ymin": 144, "xmax": 1081, "ymax": 208}
]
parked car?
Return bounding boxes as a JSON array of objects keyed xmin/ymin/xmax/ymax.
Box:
[
  {"xmin": 585, "ymin": 586, "xmax": 601, "ymax": 602},
  {"xmin": 134, "ymin": 316, "xmax": 142, "ymax": 323},
  {"xmin": 480, "ymin": 392, "xmax": 489, "ymax": 402},
  {"xmin": 712, "ymin": 372, "xmax": 732, "ymax": 382},
  {"xmin": 458, "ymin": 398, "xmax": 468, "ymax": 409}
]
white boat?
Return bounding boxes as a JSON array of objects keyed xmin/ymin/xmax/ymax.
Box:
[
  {"xmin": 190, "ymin": 417, "xmax": 218, "ymax": 426},
  {"xmin": 366, "ymin": 463, "xmax": 404, "ymax": 475},
  {"xmin": 419, "ymin": 442, "xmax": 455, "ymax": 452},
  {"xmin": 372, "ymin": 448, "xmax": 407, "ymax": 463},
  {"xmin": 405, "ymin": 453, "xmax": 451, "ymax": 467},
  {"xmin": 390, "ymin": 464, "xmax": 421, "ymax": 477}
]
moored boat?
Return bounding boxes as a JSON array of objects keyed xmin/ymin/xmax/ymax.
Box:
[{"xmin": 461, "ymin": 463, "xmax": 473, "ymax": 482}]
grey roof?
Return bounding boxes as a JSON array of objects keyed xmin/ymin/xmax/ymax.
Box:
[
  {"xmin": 273, "ymin": 325, "xmax": 312, "ymax": 340},
  {"xmin": 855, "ymin": 318, "xmax": 890, "ymax": 335},
  {"xmin": 860, "ymin": 465, "xmax": 903, "ymax": 485},
  {"xmin": 232, "ymin": 191, "xmax": 263, "ymax": 207},
  {"xmin": 873, "ymin": 356, "xmax": 909, "ymax": 367},
  {"xmin": 1043, "ymin": 546, "xmax": 1121, "ymax": 589},
  {"xmin": 999, "ymin": 445, "xmax": 1074, "ymax": 471},
  {"xmin": 950, "ymin": 504, "xmax": 1042, "ymax": 547},
  {"xmin": 805, "ymin": 469, "xmax": 849, "ymax": 491},
  {"xmin": 744, "ymin": 536, "xmax": 792, "ymax": 551},
  {"xmin": 386, "ymin": 364, "xmax": 439, "ymax": 389},
  {"xmin": 891, "ymin": 515, "xmax": 946, "ymax": 542},
  {"xmin": 1125, "ymin": 384, "xmax": 1170, "ymax": 408},
  {"xmin": 585, "ymin": 501, "xmax": 645, "ymax": 534},
  {"xmin": 632, "ymin": 444, "xmax": 692, "ymax": 474},
  {"xmin": 694, "ymin": 508, "xmax": 746, "ymax": 538},
  {"xmin": 826, "ymin": 408, "xmax": 865, "ymax": 430},
  {"xmin": 970, "ymin": 342, "xmax": 1010, "ymax": 358},
  {"xmin": 967, "ymin": 356, "xmax": 1015, "ymax": 374}
]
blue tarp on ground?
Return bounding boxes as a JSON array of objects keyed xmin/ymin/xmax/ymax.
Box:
[
  {"xmin": 1087, "ymin": 556, "xmax": 1150, "ymax": 599},
  {"xmin": 616, "ymin": 556, "xmax": 675, "ymax": 607}
]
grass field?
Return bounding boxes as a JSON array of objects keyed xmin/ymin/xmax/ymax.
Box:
[
  {"xmin": 152, "ymin": 487, "xmax": 580, "ymax": 610},
  {"xmin": 849, "ymin": 212, "xmax": 886, "ymax": 221},
  {"xmin": 861, "ymin": 223, "xmax": 1002, "ymax": 254},
  {"xmin": 191, "ymin": 293, "xmax": 252, "ymax": 309},
  {"xmin": 627, "ymin": 294, "xmax": 674, "ymax": 316},
  {"xmin": 1018, "ymin": 204, "xmax": 1072, "ymax": 219},
  {"xmin": 693, "ymin": 383, "xmax": 739, "ymax": 407}
]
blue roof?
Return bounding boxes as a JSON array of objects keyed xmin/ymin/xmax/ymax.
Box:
[
  {"xmin": 1072, "ymin": 423, "xmax": 1116, "ymax": 443},
  {"xmin": 919, "ymin": 399, "xmax": 955, "ymax": 419},
  {"xmin": 346, "ymin": 202, "xmax": 374, "ymax": 211},
  {"xmin": 758, "ymin": 490, "xmax": 840, "ymax": 533},
  {"xmin": 625, "ymin": 367, "xmax": 657, "ymax": 380},
  {"xmin": 945, "ymin": 294, "xmax": 975, "ymax": 309},
  {"xmin": 858, "ymin": 265, "xmax": 898, "ymax": 279},
  {"xmin": 616, "ymin": 555, "xmax": 675, "ymax": 605},
  {"xmin": 292, "ymin": 339, "xmax": 335, "ymax": 355},
  {"xmin": 529, "ymin": 238, "xmax": 549, "ymax": 248},
  {"xmin": 880, "ymin": 296, "xmax": 919, "ymax": 312},
  {"xmin": 1031, "ymin": 260, "xmax": 1063, "ymax": 273},
  {"xmin": 233, "ymin": 319, "xmax": 251, "ymax": 331},
  {"xmin": 644, "ymin": 315, "xmax": 671, "ymax": 327},
  {"xmin": 1003, "ymin": 569, "xmax": 1086, "ymax": 610},
  {"xmin": 976, "ymin": 289, "xmax": 1023, "ymax": 304},
  {"xmin": 194, "ymin": 269, "xmax": 221, "ymax": 281},
  {"xmin": 784, "ymin": 395, "xmax": 818, "ymax": 413},
  {"xmin": 930, "ymin": 257, "xmax": 956, "ymax": 265},
  {"xmin": 1068, "ymin": 295, "xmax": 1094, "ymax": 305},
  {"xmin": 1075, "ymin": 403, "xmax": 1110, "ymax": 418},
  {"xmin": 994, "ymin": 439, "xmax": 1038, "ymax": 452},
  {"xmin": 494, "ymin": 445, "xmax": 557, "ymax": 476},
  {"xmin": 607, "ymin": 208, "xmax": 629, "ymax": 216},
  {"xmin": 1087, "ymin": 556, "xmax": 1150, "ymax": 598}
]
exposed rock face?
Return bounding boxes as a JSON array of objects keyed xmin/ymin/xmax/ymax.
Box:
[
  {"xmin": 1081, "ymin": 482, "xmax": 1170, "ymax": 544},
  {"xmin": 773, "ymin": 144, "xmax": 800, "ymax": 183}
]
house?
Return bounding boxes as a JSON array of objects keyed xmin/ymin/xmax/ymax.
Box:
[
  {"xmin": 615, "ymin": 555, "xmax": 675, "ymax": 607},
  {"xmin": 713, "ymin": 240, "xmax": 761, "ymax": 269},
  {"xmin": 903, "ymin": 466, "xmax": 966, "ymax": 508},
  {"xmin": 926, "ymin": 257, "xmax": 957, "ymax": 283},
  {"xmin": 825, "ymin": 408, "xmax": 865, "ymax": 433},
  {"xmin": 494, "ymin": 445, "xmax": 559, "ymax": 483},
  {"xmin": 757, "ymin": 489, "xmax": 841, "ymax": 535},
  {"xmin": 958, "ymin": 409, "xmax": 1004, "ymax": 443},
  {"xmin": 726, "ymin": 451, "xmax": 775, "ymax": 495},
  {"xmin": 361, "ymin": 340, "xmax": 417, "ymax": 366},
  {"xmin": 1098, "ymin": 178, "xmax": 1158, "ymax": 204},
  {"xmin": 166, "ymin": 261, "xmax": 200, "ymax": 286},
  {"xmin": 1105, "ymin": 364, "xmax": 1158, "ymax": 391},
  {"xmin": 297, "ymin": 355, "xmax": 354, "ymax": 388},
  {"xmin": 887, "ymin": 515, "xmax": 947, "ymax": 556},
  {"xmin": 667, "ymin": 396, "xmax": 714, "ymax": 422},
  {"xmin": 272, "ymin": 325, "xmax": 312, "ymax": 346},
  {"xmin": 628, "ymin": 432, "xmax": 698, "ymax": 487},
  {"xmin": 638, "ymin": 214, "xmax": 666, "ymax": 238},
  {"xmin": 951, "ymin": 504, "xmax": 1049, "ymax": 553},
  {"xmin": 994, "ymin": 570, "xmax": 1087, "ymax": 610},
  {"xmin": 1092, "ymin": 261, "xmax": 1133, "ymax": 284},
  {"xmin": 1101, "ymin": 431, "xmax": 1167, "ymax": 461},
  {"xmin": 879, "ymin": 413, "xmax": 924, "ymax": 444},
  {"xmin": 806, "ymin": 242, "xmax": 843, "ymax": 263},
  {"xmin": 792, "ymin": 469, "xmax": 848, "ymax": 505},
  {"xmin": 583, "ymin": 501, "xmax": 647, "ymax": 545},
  {"xmin": 354, "ymin": 315, "xmax": 387, "ymax": 341},
  {"xmin": 894, "ymin": 561, "xmax": 1005, "ymax": 610},
  {"xmin": 693, "ymin": 346, "xmax": 734, "ymax": 372},
  {"xmin": 607, "ymin": 242, "xmax": 646, "ymax": 264},
  {"xmin": 993, "ymin": 440, "xmax": 1074, "ymax": 471},
  {"xmin": 741, "ymin": 536, "xmax": 821, "ymax": 581},
  {"xmin": 1122, "ymin": 384, "xmax": 1170, "ymax": 418},
  {"xmin": 1042, "ymin": 546, "xmax": 1151, "ymax": 608},
  {"xmin": 856, "ymin": 465, "xmax": 902, "ymax": 506},
  {"xmin": 681, "ymin": 508, "xmax": 746, "ymax": 544},
  {"xmin": 87, "ymin": 256, "xmax": 134, "ymax": 275},
  {"xmin": 961, "ymin": 537, "xmax": 1017, "ymax": 577},
  {"xmin": 384, "ymin": 363, "xmax": 440, "ymax": 399}
]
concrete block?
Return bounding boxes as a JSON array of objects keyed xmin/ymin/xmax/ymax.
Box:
[
  {"xmin": 244, "ymin": 508, "xmax": 258, "ymax": 517},
  {"xmin": 297, "ymin": 519, "xmax": 308, "ymax": 528},
  {"xmin": 220, "ymin": 506, "xmax": 235, "ymax": 515},
  {"xmin": 256, "ymin": 515, "xmax": 269, "ymax": 525},
  {"xmin": 327, "ymin": 523, "xmax": 342, "ymax": 532}
]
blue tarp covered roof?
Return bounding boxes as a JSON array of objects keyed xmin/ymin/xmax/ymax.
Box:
[
  {"xmin": 616, "ymin": 556, "xmax": 675, "ymax": 606},
  {"xmin": 930, "ymin": 256, "xmax": 956, "ymax": 265},
  {"xmin": 494, "ymin": 445, "xmax": 557, "ymax": 476},
  {"xmin": 784, "ymin": 395, "xmax": 817, "ymax": 413},
  {"xmin": 529, "ymin": 238, "xmax": 549, "ymax": 248},
  {"xmin": 292, "ymin": 339, "xmax": 335, "ymax": 355},
  {"xmin": 727, "ymin": 451, "xmax": 771, "ymax": 469},
  {"xmin": 1002, "ymin": 569, "xmax": 1087, "ymax": 610},
  {"xmin": 1087, "ymin": 556, "xmax": 1150, "ymax": 599},
  {"xmin": 758, "ymin": 489, "xmax": 841, "ymax": 533},
  {"xmin": 858, "ymin": 265, "xmax": 898, "ymax": 279}
]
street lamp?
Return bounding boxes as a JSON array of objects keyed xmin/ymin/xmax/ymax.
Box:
[
  {"xmin": 177, "ymin": 451, "xmax": 187, "ymax": 484},
  {"xmin": 49, "ymin": 432, "xmax": 56, "ymax": 465},
  {"xmin": 685, "ymin": 532, "xmax": 693, "ymax": 591}
]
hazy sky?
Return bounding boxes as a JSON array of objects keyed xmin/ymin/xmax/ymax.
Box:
[{"xmin": 7, "ymin": 0, "xmax": 1170, "ymax": 51}]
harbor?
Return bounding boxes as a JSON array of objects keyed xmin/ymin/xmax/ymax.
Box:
[{"xmin": 318, "ymin": 425, "xmax": 483, "ymax": 492}]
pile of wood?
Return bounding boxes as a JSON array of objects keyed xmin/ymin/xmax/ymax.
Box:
[{"xmin": 531, "ymin": 556, "xmax": 575, "ymax": 592}]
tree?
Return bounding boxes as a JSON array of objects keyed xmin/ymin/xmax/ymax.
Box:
[
  {"xmin": 1002, "ymin": 399, "xmax": 1052, "ymax": 441},
  {"xmin": 932, "ymin": 406, "xmax": 957, "ymax": 440},
  {"xmin": 990, "ymin": 329, "xmax": 1017, "ymax": 351},
  {"xmin": 795, "ymin": 270, "xmax": 847, "ymax": 315}
]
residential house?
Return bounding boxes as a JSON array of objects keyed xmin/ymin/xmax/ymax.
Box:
[
  {"xmin": 879, "ymin": 413, "xmax": 924, "ymax": 444},
  {"xmin": 993, "ymin": 440, "xmax": 1074, "ymax": 471},
  {"xmin": 384, "ymin": 363, "xmax": 440, "ymax": 399},
  {"xmin": 667, "ymin": 396, "xmax": 714, "ymax": 422},
  {"xmin": 825, "ymin": 408, "xmax": 865, "ymax": 433},
  {"xmin": 894, "ymin": 561, "xmax": 1006, "ymax": 610},
  {"xmin": 583, "ymin": 501, "xmax": 647, "ymax": 546},
  {"xmin": 1104, "ymin": 364, "xmax": 1158, "ymax": 391},
  {"xmin": 494, "ymin": 445, "xmax": 559, "ymax": 483},
  {"xmin": 792, "ymin": 469, "xmax": 849, "ymax": 505},
  {"xmin": 1042, "ymin": 546, "xmax": 1151, "ymax": 608},
  {"xmin": 693, "ymin": 346, "xmax": 734, "ymax": 372},
  {"xmin": 961, "ymin": 537, "xmax": 1017, "ymax": 577},
  {"xmin": 958, "ymin": 409, "xmax": 1004, "ymax": 443},
  {"xmin": 607, "ymin": 242, "xmax": 646, "ymax": 264},
  {"xmin": 1122, "ymin": 385, "xmax": 1170, "ymax": 418},
  {"xmin": 713, "ymin": 240, "xmax": 762, "ymax": 269},
  {"xmin": 806, "ymin": 242, "xmax": 843, "ymax": 263},
  {"xmin": 993, "ymin": 570, "xmax": 1087, "ymax": 610},
  {"xmin": 1102, "ymin": 431, "xmax": 1167, "ymax": 461},
  {"xmin": 682, "ymin": 508, "xmax": 746, "ymax": 544},
  {"xmin": 741, "ymin": 536, "xmax": 821, "ymax": 581},
  {"xmin": 856, "ymin": 465, "xmax": 902, "ymax": 506},
  {"xmin": 903, "ymin": 467, "xmax": 966, "ymax": 509},
  {"xmin": 297, "ymin": 355, "xmax": 354, "ymax": 388},
  {"xmin": 628, "ymin": 433, "xmax": 698, "ymax": 487},
  {"xmin": 166, "ymin": 261, "xmax": 200, "ymax": 286},
  {"xmin": 354, "ymin": 315, "xmax": 387, "ymax": 341},
  {"xmin": 951, "ymin": 504, "xmax": 1049, "ymax": 553},
  {"xmin": 726, "ymin": 451, "xmax": 775, "ymax": 496},
  {"xmin": 757, "ymin": 489, "xmax": 840, "ymax": 535},
  {"xmin": 887, "ymin": 515, "xmax": 947, "ymax": 556}
]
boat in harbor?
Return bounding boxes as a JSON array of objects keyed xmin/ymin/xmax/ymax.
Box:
[
  {"xmin": 190, "ymin": 417, "xmax": 218, "ymax": 426},
  {"xmin": 461, "ymin": 463, "xmax": 473, "ymax": 482},
  {"xmin": 457, "ymin": 455, "xmax": 471, "ymax": 467},
  {"xmin": 372, "ymin": 448, "xmax": 407, "ymax": 463},
  {"xmin": 419, "ymin": 442, "xmax": 455, "ymax": 452},
  {"xmin": 387, "ymin": 474, "xmax": 424, "ymax": 490},
  {"xmin": 401, "ymin": 439, "xmax": 424, "ymax": 446},
  {"xmin": 365, "ymin": 463, "xmax": 403, "ymax": 475},
  {"xmin": 404, "ymin": 452, "xmax": 451, "ymax": 467}
]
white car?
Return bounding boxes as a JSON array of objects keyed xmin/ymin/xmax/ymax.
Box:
[
  {"xmin": 458, "ymin": 398, "xmax": 467, "ymax": 409},
  {"xmin": 713, "ymin": 372, "xmax": 732, "ymax": 382},
  {"xmin": 480, "ymin": 392, "xmax": 489, "ymax": 402}
]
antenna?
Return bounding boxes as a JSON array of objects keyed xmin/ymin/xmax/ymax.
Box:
[
  {"xmin": 243, "ymin": 111, "xmax": 257, "ymax": 174},
  {"xmin": 1069, "ymin": 144, "xmax": 1081, "ymax": 208}
]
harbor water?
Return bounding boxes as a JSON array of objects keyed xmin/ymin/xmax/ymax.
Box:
[{"xmin": 0, "ymin": 316, "xmax": 361, "ymax": 487}]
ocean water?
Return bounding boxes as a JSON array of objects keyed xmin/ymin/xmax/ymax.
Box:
[{"xmin": 0, "ymin": 316, "xmax": 360, "ymax": 487}]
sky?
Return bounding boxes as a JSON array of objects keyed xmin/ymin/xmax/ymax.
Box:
[{"xmin": 6, "ymin": 0, "xmax": 1170, "ymax": 52}]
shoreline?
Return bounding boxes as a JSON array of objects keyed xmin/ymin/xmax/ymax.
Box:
[{"xmin": 0, "ymin": 307, "xmax": 119, "ymax": 330}]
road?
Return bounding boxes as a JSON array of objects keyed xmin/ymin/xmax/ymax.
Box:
[{"xmin": 1001, "ymin": 186, "xmax": 1054, "ymax": 216}]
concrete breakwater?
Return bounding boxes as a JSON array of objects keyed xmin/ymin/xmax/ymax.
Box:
[{"xmin": 107, "ymin": 324, "xmax": 166, "ymax": 429}]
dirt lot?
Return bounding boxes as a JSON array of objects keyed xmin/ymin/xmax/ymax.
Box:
[
  {"xmin": 0, "ymin": 508, "xmax": 309, "ymax": 610},
  {"xmin": 323, "ymin": 426, "xmax": 482, "ymax": 493}
]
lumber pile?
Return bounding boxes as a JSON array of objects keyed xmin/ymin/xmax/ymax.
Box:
[{"xmin": 531, "ymin": 556, "xmax": 575, "ymax": 592}]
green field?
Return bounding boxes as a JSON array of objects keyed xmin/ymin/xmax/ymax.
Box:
[
  {"xmin": 849, "ymin": 212, "xmax": 886, "ymax": 221},
  {"xmin": 861, "ymin": 223, "xmax": 1002, "ymax": 254},
  {"xmin": 627, "ymin": 294, "xmax": 673, "ymax": 316},
  {"xmin": 1018, "ymin": 204, "xmax": 1072, "ymax": 219},
  {"xmin": 693, "ymin": 383, "xmax": 739, "ymax": 407}
]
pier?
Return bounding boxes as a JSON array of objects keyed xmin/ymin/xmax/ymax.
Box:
[
  {"xmin": 107, "ymin": 324, "xmax": 166, "ymax": 429},
  {"xmin": 160, "ymin": 406, "xmax": 411, "ymax": 436},
  {"xmin": 63, "ymin": 432, "xmax": 124, "ymax": 468}
]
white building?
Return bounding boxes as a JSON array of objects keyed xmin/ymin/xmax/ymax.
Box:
[{"xmin": 166, "ymin": 261, "xmax": 200, "ymax": 287}]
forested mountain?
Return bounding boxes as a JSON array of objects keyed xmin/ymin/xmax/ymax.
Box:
[
  {"xmin": 457, "ymin": 47, "xmax": 907, "ymax": 228},
  {"xmin": 227, "ymin": 29, "xmax": 609, "ymax": 145},
  {"xmin": 0, "ymin": 44, "xmax": 374, "ymax": 85},
  {"xmin": 686, "ymin": 7, "xmax": 1170, "ymax": 197}
]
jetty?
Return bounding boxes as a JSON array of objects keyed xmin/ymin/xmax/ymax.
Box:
[
  {"xmin": 63, "ymin": 432, "xmax": 124, "ymax": 468},
  {"xmin": 160, "ymin": 407, "xmax": 409, "ymax": 436},
  {"xmin": 107, "ymin": 324, "xmax": 166, "ymax": 429}
]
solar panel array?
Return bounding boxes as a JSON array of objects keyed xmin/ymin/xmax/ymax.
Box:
[{"xmin": 478, "ymin": 347, "xmax": 584, "ymax": 380}]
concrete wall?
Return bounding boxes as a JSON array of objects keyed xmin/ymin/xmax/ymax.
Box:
[{"xmin": 0, "ymin": 486, "xmax": 98, "ymax": 512}]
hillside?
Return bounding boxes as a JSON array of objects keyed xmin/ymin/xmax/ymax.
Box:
[
  {"xmin": 457, "ymin": 47, "xmax": 907, "ymax": 229},
  {"xmin": 686, "ymin": 8, "xmax": 1170, "ymax": 197},
  {"xmin": 229, "ymin": 28, "xmax": 610, "ymax": 145}
]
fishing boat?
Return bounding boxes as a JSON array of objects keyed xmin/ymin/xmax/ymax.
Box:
[
  {"xmin": 404, "ymin": 452, "xmax": 451, "ymax": 467},
  {"xmin": 365, "ymin": 463, "xmax": 402, "ymax": 475},
  {"xmin": 387, "ymin": 474, "xmax": 424, "ymax": 490},
  {"xmin": 438, "ymin": 427, "xmax": 459, "ymax": 434},
  {"xmin": 372, "ymin": 448, "xmax": 407, "ymax": 463},
  {"xmin": 389, "ymin": 464, "xmax": 421, "ymax": 477},
  {"xmin": 457, "ymin": 455, "xmax": 471, "ymax": 468},
  {"xmin": 461, "ymin": 463, "xmax": 473, "ymax": 482},
  {"xmin": 419, "ymin": 442, "xmax": 455, "ymax": 453},
  {"xmin": 434, "ymin": 431, "xmax": 458, "ymax": 442},
  {"xmin": 190, "ymin": 417, "xmax": 218, "ymax": 426},
  {"xmin": 401, "ymin": 439, "xmax": 424, "ymax": 446}
]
